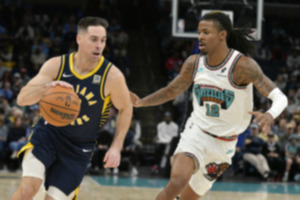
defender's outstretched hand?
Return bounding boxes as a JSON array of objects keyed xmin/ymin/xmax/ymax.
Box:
[
  {"xmin": 130, "ymin": 92, "xmax": 143, "ymax": 107},
  {"xmin": 248, "ymin": 111, "xmax": 274, "ymax": 135}
]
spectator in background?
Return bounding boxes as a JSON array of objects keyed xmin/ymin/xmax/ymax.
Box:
[
  {"xmin": 271, "ymin": 43, "xmax": 286, "ymax": 61},
  {"xmin": 7, "ymin": 116, "xmax": 26, "ymax": 159},
  {"xmin": 49, "ymin": 37, "xmax": 63, "ymax": 57},
  {"xmin": 280, "ymin": 122, "xmax": 295, "ymax": 148},
  {"xmin": 231, "ymin": 129, "xmax": 250, "ymax": 175},
  {"xmin": 274, "ymin": 74, "xmax": 287, "ymax": 92},
  {"xmin": 0, "ymin": 81, "xmax": 13, "ymax": 102},
  {"xmin": 0, "ymin": 98, "xmax": 12, "ymax": 117},
  {"xmin": 0, "ymin": 59, "xmax": 9, "ymax": 80},
  {"xmin": 164, "ymin": 52, "xmax": 182, "ymax": 81},
  {"xmin": 254, "ymin": 42, "xmax": 272, "ymax": 61},
  {"xmin": 118, "ymin": 122, "xmax": 135, "ymax": 175},
  {"xmin": 30, "ymin": 47, "xmax": 47, "ymax": 67},
  {"xmin": 19, "ymin": 67, "xmax": 30, "ymax": 85},
  {"xmin": 286, "ymin": 97, "xmax": 298, "ymax": 117},
  {"xmin": 152, "ymin": 111, "xmax": 178, "ymax": 173},
  {"xmin": 11, "ymin": 73, "xmax": 24, "ymax": 99},
  {"xmin": 282, "ymin": 134, "xmax": 300, "ymax": 182},
  {"xmin": 131, "ymin": 115, "xmax": 143, "ymax": 176},
  {"xmin": 286, "ymin": 50, "xmax": 300, "ymax": 71},
  {"xmin": 15, "ymin": 17, "xmax": 35, "ymax": 42},
  {"xmin": 285, "ymin": 73, "xmax": 299, "ymax": 93},
  {"xmin": 31, "ymin": 37, "xmax": 49, "ymax": 57},
  {"xmin": 259, "ymin": 123, "xmax": 279, "ymax": 142},
  {"xmin": 89, "ymin": 130, "xmax": 113, "ymax": 174},
  {"xmin": 273, "ymin": 118, "xmax": 287, "ymax": 138},
  {"xmin": 243, "ymin": 123, "xmax": 270, "ymax": 179},
  {"xmin": 262, "ymin": 132, "xmax": 285, "ymax": 181},
  {"xmin": 0, "ymin": 115, "xmax": 8, "ymax": 169}
]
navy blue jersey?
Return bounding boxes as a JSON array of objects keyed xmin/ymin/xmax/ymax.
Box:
[{"xmin": 35, "ymin": 52, "xmax": 112, "ymax": 144}]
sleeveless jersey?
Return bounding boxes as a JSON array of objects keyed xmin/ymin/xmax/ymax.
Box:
[
  {"xmin": 191, "ymin": 49, "xmax": 253, "ymax": 137},
  {"xmin": 36, "ymin": 52, "xmax": 112, "ymax": 143}
]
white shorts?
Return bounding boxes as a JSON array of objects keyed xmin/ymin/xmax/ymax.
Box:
[
  {"xmin": 22, "ymin": 149, "xmax": 76, "ymax": 200},
  {"xmin": 173, "ymin": 117, "xmax": 237, "ymax": 196}
]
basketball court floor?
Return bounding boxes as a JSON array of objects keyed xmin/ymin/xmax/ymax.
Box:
[{"xmin": 1, "ymin": 170, "xmax": 299, "ymax": 200}]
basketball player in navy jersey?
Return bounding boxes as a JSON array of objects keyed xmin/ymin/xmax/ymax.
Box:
[
  {"xmin": 131, "ymin": 12, "xmax": 287, "ymax": 200},
  {"xmin": 11, "ymin": 17, "xmax": 132, "ymax": 200}
]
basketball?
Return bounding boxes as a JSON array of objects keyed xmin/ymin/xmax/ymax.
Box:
[{"xmin": 39, "ymin": 86, "xmax": 81, "ymax": 127}]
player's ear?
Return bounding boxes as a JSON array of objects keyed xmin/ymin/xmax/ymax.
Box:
[
  {"xmin": 76, "ymin": 34, "xmax": 81, "ymax": 44},
  {"xmin": 219, "ymin": 30, "xmax": 227, "ymax": 41}
]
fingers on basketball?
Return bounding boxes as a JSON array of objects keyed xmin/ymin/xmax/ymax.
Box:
[{"xmin": 39, "ymin": 85, "xmax": 81, "ymax": 127}]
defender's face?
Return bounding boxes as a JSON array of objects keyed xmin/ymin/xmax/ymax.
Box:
[
  {"xmin": 77, "ymin": 25, "xmax": 107, "ymax": 61},
  {"xmin": 197, "ymin": 20, "xmax": 223, "ymax": 54}
]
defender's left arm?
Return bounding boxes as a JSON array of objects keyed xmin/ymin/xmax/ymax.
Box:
[
  {"xmin": 103, "ymin": 65, "xmax": 133, "ymax": 168},
  {"xmin": 234, "ymin": 56, "xmax": 288, "ymax": 134}
]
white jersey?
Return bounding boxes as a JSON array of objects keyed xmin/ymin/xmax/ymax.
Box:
[{"xmin": 191, "ymin": 49, "xmax": 253, "ymax": 137}]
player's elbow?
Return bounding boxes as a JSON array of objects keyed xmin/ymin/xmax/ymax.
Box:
[{"xmin": 16, "ymin": 94, "xmax": 25, "ymax": 106}]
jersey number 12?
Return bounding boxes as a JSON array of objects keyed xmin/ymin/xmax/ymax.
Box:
[{"xmin": 205, "ymin": 104, "xmax": 219, "ymax": 117}]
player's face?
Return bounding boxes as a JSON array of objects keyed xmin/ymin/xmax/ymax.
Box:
[
  {"xmin": 197, "ymin": 20, "xmax": 223, "ymax": 54},
  {"xmin": 77, "ymin": 25, "xmax": 107, "ymax": 61}
]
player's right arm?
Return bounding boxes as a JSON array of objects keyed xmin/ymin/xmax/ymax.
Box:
[
  {"xmin": 131, "ymin": 54, "xmax": 197, "ymax": 107},
  {"xmin": 17, "ymin": 57, "xmax": 73, "ymax": 106}
]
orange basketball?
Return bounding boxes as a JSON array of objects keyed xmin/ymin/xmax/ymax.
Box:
[{"xmin": 39, "ymin": 85, "xmax": 81, "ymax": 127}]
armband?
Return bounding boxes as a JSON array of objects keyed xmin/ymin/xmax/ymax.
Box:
[{"xmin": 266, "ymin": 88, "xmax": 288, "ymax": 119}]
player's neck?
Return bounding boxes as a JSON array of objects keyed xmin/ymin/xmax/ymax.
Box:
[
  {"xmin": 206, "ymin": 46, "xmax": 230, "ymax": 67},
  {"xmin": 73, "ymin": 52, "xmax": 100, "ymax": 75}
]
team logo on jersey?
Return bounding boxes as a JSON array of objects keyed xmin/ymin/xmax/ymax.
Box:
[
  {"xmin": 198, "ymin": 67, "xmax": 204, "ymax": 72},
  {"xmin": 92, "ymin": 75, "xmax": 102, "ymax": 84},
  {"xmin": 70, "ymin": 84, "xmax": 98, "ymax": 126},
  {"xmin": 221, "ymin": 67, "xmax": 227, "ymax": 73},
  {"xmin": 193, "ymin": 84, "xmax": 234, "ymax": 109},
  {"xmin": 204, "ymin": 162, "xmax": 229, "ymax": 181}
]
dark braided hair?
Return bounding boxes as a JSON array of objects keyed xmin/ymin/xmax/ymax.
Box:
[{"xmin": 200, "ymin": 12, "xmax": 256, "ymax": 56}]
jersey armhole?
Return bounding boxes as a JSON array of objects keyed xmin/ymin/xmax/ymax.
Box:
[
  {"xmin": 55, "ymin": 55, "xmax": 65, "ymax": 80},
  {"xmin": 100, "ymin": 62, "xmax": 113, "ymax": 100},
  {"xmin": 229, "ymin": 54, "xmax": 247, "ymax": 89},
  {"xmin": 192, "ymin": 54, "xmax": 201, "ymax": 80}
]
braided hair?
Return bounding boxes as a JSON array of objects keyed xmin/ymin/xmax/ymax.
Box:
[{"xmin": 200, "ymin": 12, "xmax": 256, "ymax": 56}]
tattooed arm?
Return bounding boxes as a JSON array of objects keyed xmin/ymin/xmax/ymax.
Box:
[
  {"xmin": 233, "ymin": 56, "xmax": 287, "ymax": 134},
  {"xmin": 233, "ymin": 56, "xmax": 276, "ymax": 96},
  {"xmin": 130, "ymin": 55, "xmax": 197, "ymax": 107}
]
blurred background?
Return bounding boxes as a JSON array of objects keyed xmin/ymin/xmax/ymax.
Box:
[{"xmin": 0, "ymin": 0, "xmax": 299, "ymax": 184}]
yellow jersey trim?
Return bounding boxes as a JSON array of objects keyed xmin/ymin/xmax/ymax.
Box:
[
  {"xmin": 100, "ymin": 62, "xmax": 112, "ymax": 100},
  {"xmin": 72, "ymin": 187, "xmax": 80, "ymax": 200},
  {"xmin": 69, "ymin": 52, "xmax": 104, "ymax": 80},
  {"xmin": 57, "ymin": 55, "xmax": 66, "ymax": 80},
  {"xmin": 17, "ymin": 142, "xmax": 34, "ymax": 158}
]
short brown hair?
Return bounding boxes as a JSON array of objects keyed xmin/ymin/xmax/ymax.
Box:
[{"xmin": 78, "ymin": 16, "xmax": 109, "ymax": 32}]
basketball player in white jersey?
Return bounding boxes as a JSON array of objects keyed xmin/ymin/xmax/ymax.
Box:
[{"xmin": 131, "ymin": 12, "xmax": 287, "ymax": 200}]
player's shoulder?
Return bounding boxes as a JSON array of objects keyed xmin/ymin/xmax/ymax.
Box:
[
  {"xmin": 42, "ymin": 56, "xmax": 62, "ymax": 68},
  {"xmin": 182, "ymin": 54, "xmax": 200, "ymax": 68},
  {"xmin": 105, "ymin": 64, "xmax": 126, "ymax": 86},
  {"xmin": 235, "ymin": 54, "xmax": 260, "ymax": 71}
]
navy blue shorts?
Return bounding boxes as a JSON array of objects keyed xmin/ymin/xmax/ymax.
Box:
[{"xmin": 29, "ymin": 125, "xmax": 94, "ymax": 195}]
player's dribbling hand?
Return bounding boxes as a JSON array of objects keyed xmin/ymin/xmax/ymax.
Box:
[
  {"xmin": 103, "ymin": 147, "xmax": 121, "ymax": 168},
  {"xmin": 130, "ymin": 92, "xmax": 143, "ymax": 107},
  {"xmin": 45, "ymin": 81, "xmax": 74, "ymax": 90},
  {"xmin": 248, "ymin": 111, "xmax": 274, "ymax": 135}
]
